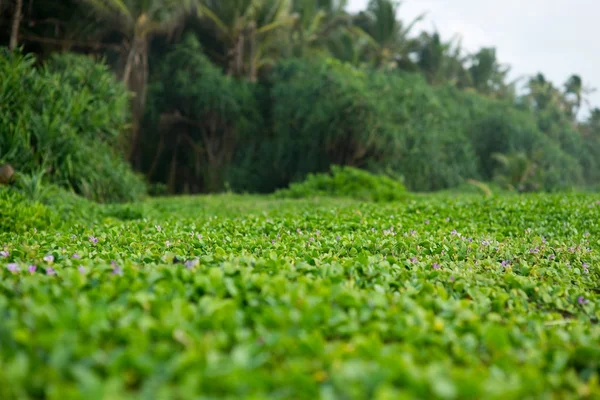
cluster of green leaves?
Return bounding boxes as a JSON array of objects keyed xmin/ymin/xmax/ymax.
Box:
[
  {"xmin": 0, "ymin": 185, "xmax": 144, "ymax": 235},
  {"xmin": 1, "ymin": 193, "xmax": 599, "ymax": 399},
  {"xmin": 0, "ymin": 48, "xmax": 146, "ymax": 203},
  {"xmin": 274, "ymin": 165, "xmax": 408, "ymax": 202}
]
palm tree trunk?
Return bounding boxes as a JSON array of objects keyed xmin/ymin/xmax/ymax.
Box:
[
  {"xmin": 247, "ymin": 21, "xmax": 257, "ymax": 82},
  {"xmin": 9, "ymin": 0, "xmax": 23, "ymax": 50},
  {"xmin": 123, "ymin": 35, "xmax": 149, "ymax": 168}
]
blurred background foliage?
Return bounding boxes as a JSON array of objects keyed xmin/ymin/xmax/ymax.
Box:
[{"xmin": 1, "ymin": 0, "xmax": 600, "ymax": 201}]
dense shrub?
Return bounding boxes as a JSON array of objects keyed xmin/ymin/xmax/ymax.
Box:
[
  {"xmin": 0, "ymin": 48, "xmax": 146, "ymax": 203},
  {"xmin": 274, "ymin": 165, "xmax": 408, "ymax": 202},
  {"xmin": 142, "ymin": 35, "xmax": 262, "ymax": 194}
]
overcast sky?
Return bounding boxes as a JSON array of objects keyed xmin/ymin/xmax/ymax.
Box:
[{"xmin": 346, "ymin": 0, "xmax": 600, "ymax": 115}]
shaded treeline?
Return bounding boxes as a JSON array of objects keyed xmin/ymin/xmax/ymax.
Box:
[{"xmin": 1, "ymin": 0, "xmax": 599, "ymax": 197}]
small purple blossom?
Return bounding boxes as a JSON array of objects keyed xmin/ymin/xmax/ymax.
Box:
[
  {"xmin": 481, "ymin": 240, "xmax": 489, "ymax": 246},
  {"xmin": 529, "ymin": 247, "xmax": 539, "ymax": 254},
  {"xmin": 450, "ymin": 275, "xmax": 455, "ymax": 282},
  {"xmin": 71, "ymin": 234, "xmax": 77, "ymax": 240},
  {"xmin": 78, "ymin": 265, "xmax": 86, "ymax": 274},
  {"xmin": 0, "ymin": 250, "xmax": 8, "ymax": 257},
  {"xmin": 89, "ymin": 236, "xmax": 98, "ymax": 244},
  {"xmin": 185, "ymin": 259, "xmax": 198, "ymax": 269},
  {"xmin": 7, "ymin": 263, "xmax": 19, "ymax": 272},
  {"xmin": 501, "ymin": 260, "xmax": 510, "ymax": 267},
  {"xmin": 548, "ymin": 254, "xmax": 555, "ymax": 260},
  {"xmin": 583, "ymin": 263, "xmax": 589, "ymax": 274},
  {"xmin": 46, "ymin": 267, "xmax": 56, "ymax": 276},
  {"xmin": 43, "ymin": 255, "xmax": 54, "ymax": 263},
  {"xmin": 197, "ymin": 234, "xmax": 203, "ymax": 240},
  {"xmin": 72, "ymin": 253, "xmax": 81, "ymax": 259},
  {"xmin": 578, "ymin": 296, "xmax": 589, "ymax": 305},
  {"xmin": 432, "ymin": 263, "xmax": 440, "ymax": 270},
  {"xmin": 336, "ymin": 235, "xmax": 341, "ymax": 241},
  {"xmin": 410, "ymin": 230, "xmax": 416, "ymax": 236},
  {"xmin": 411, "ymin": 257, "xmax": 418, "ymax": 263},
  {"xmin": 112, "ymin": 266, "xmax": 123, "ymax": 276},
  {"xmin": 450, "ymin": 229, "xmax": 458, "ymax": 236},
  {"xmin": 271, "ymin": 239, "xmax": 276, "ymax": 244}
]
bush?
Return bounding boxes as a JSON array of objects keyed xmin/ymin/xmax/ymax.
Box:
[
  {"xmin": 142, "ymin": 35, "xmax": 262, "ymax": 194},
  {"xmin": 0, "ymin": 188, "xmax": 57, "ymax": 233},
  {"xmin": 0, "ymin": 48, "xmax": 146, "ymax": 203},
  {"xmin": 274, "ymin": 165, "xmax": 408, "ymax": 202}
]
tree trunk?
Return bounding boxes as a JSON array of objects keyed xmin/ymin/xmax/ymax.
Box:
[
  {"xmin": 122, "ymin": 35, "xmax": 149, "ymax": 168},
  {"xmin": 9, "ymin": 0, "xmax": 23, "ymax": 50},
  {"xmin": 247, "ymin": 21, "xmax": 257, "ymax": 82}
]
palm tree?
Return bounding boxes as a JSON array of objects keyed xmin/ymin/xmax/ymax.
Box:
[
  {"xmin": 200, "ymin": 0, "xmax": 295, "ymax": 80},
  {"xmin": 78, "ymin": 0, "xmax": 198, "ymax": 166},
  {"xmin": 352, "ymin": 0, "xmax": 424, "ymax": 70}
]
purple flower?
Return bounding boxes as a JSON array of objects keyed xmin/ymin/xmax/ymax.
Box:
[
  {"xmin": 578, "ymin": 296, "xmax": 589, "ymax": 305},
  {"xmin": 450, "ymin": 229, "xmax": 458, "ymax": 236},
  {"xmin": 501, "ymin": 260, "xmax": 510, "ymax": 267},
  {"xmin": 112, "ymin": 266, "xmax": 123, "ymax": 276},
  {"xmin": 46, "ymin": 267, "xmax": 56, "ymax": 276},
  {"xmin": 0, "ymin": 250, "xmax": 8, "ymax": 258},
  {"xmin": 411, "ymin": 257, "xmax": 418, "ymax": 263},
  {"xmin": 6, "ymin": 263, "xmax": 19, "ymax": 273},
  {"xmin": 432, "ymin": 263, "xmax": 440, "ymax": 270},
  {"xmin": 310, "ymin": 237, "xmax": 315, "ymax": 242},
  {"xmin": 185, "ymin": 259, "xmax": 198, "ymax": 269},
  {"xmin": 71, "ymin": 234, "xmax": 77, "ymax": 240},
  {"xmin": 481, "ymin": 240, "xmax": 489, "ymax": 246},
  {"xmin": 410, "ymin": 230, "xmax": 416, "ymax": 236},
  {"xmin": 450, "ymin": 275, "xmax": 455, "ymax": 282},
  {"xmin": 583, "ymin": 263, "xmax": 589, "ymax": 274},
  {"xmin": 271, "ymin": 239, "xmax": 276, "ymax": 244},
  {"xmin": 28, "ymin": 265, "xmax": 37, "ymax": 273},
  {"xmin": 336, "ymin": 235, "xmax": 341, "ymax": 241},
  {"xmin": 197, "ymin": 234, "xmax": 203, "ymax": 240},
  {"xmin": 529, "ymin": 247, "xmax": 539, "ymax": 254},
  {"xmin": 110, "ymin": 260, "xmax": 118, "ymax": 267},
  {"xmin": 43, "ymin": 255, "xmax": 54, "ymax": 263},
  {"xmin": 78, "ymin": 265, "xmax": 86, "ymax": 274},
  {"xmin": 72, "ymin": 253, "xmax": 81, "ymax": 259},
  {"xmin": 89, "ymin": 236, "xmax": 98, "ymax": 244}
]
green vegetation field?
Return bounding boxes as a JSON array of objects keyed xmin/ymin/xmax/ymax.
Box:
[{"xmin": 1, "ymin": 193, "xmax": 599, "ymax": 399}]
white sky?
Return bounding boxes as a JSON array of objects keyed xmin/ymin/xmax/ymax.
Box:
[{"xmin": 347, "ymin": 0, "xmax": 600, "ymax": 116}]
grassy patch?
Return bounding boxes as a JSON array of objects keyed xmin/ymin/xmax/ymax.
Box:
[{"xmin": 0, "ymin": 193, "xmax": 599, "ymax": 398}]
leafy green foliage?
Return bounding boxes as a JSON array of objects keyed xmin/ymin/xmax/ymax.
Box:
[
  {"xmin": 143, "ymin": 35, "xmax": 262, "ymax": 193},
  {"xmin": 274, "ymin": 165, "xmax": 408, "ymax": 201},
  {"xmin": 0, "ymin": 48, "xmax": 146, "ymax": 203},
  {"xmin": 1, "ymin": 193, "xmax": 600, "ymax": 398}
]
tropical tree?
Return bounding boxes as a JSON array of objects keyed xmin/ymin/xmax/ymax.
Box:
[
  {"xmin": 287, "ymin": 0, "xmax": 349, "ymax": 57},
  {"xmin": 78, "ymin": 0, "xmax": 198, "ymax": 167},
  {"xmin": 468, "ymin": 47, "xmax": 511, "ymax": 97},
  {"xmin": 352, "ymin": 0, "xmax": 423, "ymax": 69},
  {"xmin": 200, "ymin": 0, "xmax": 295, "ymax": 81}
]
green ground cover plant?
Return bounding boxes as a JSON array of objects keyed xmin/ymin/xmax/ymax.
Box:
[{"xmin": 1, "ymin": 193, "xmax": 599, "ymax": 399}]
